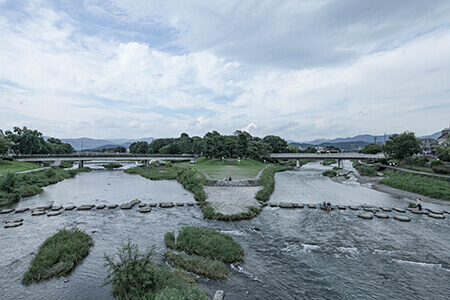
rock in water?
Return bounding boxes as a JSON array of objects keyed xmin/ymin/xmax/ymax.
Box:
[
  {"xmin": 0, "ymin": 209, "xmax": 14, "ymax": 214},
  {"xmin": 279, "ymin": 202, "xmax": 295, "ymax": 208},
  {"xmin": 349, "ymin": 206, "xmax": 359, "ymax": 210},
  {"xmin": 65, "ymin": 205, "xmax": 76, "ymax": 211},
  {"xmin": 358, "ymin": 213, "xmax": 373, "ymax": 219},
  {"xmin": 139, "ymin": 207, "xmax": 152, "ymax": 213},
  {"xmin": 187, "ymin": 202, "xmax": 195, "ymax": 206},
  {"xmin": 47, "ymin": 211, "xmax": 61, "ymax": 217},
  {"xmin": 96, "ymin": 204, "xmax": 106, "ymax": 209},
  {"xmin": 15, "ymin": 207, "xmax": 29, "ymax": 213},
  {"xmin": 176, "ymin": 202, "xmax": 185, "ymax": 207},
  {"xmin": 4, "ymin": 222, "xmax": 23, "ymax": 228},
  {"xmin": 6, "ymin": 218, "xmax": 24, "ymax": 223},
  {"xmin": 160, "ymin": 202, "xmax": 174, "ymax": 208},
  {"xmin": 394, "ymin": 215, "xmax": 411, "ymax": 222},
  {"xmin": 374, "ymin": 213, "xmax": 389, "ymax": 219},
  {"xmin": 428, "ymin": 213, "xmax": 445, "ymax": 219},
  {"xmin": 380, "ymin": 207, "xmax": 392, "ymax": 212},
  {"xmin": 108, "ymin": 204, "xmax": 118, "ymax": 209},
  {"xmin": 393, "ymin": 208, "xmax": 406, "ymax": 213},
  {"xmin": 121, "ymin": 203, "xmax": 133, "ymax": 209},
  {"xmin": 32, "ymin": 210, "xmax": 46, "ymax": 216}
]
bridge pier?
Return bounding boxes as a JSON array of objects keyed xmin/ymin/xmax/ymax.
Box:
[
  {"xmin": 78, "ymin": 160, "xmax": 84, "ymax": 168},
  {"xmin": 143, "ymin": 160, "xmax": 149, "ymax": 167},
  {"xmin": 337, "ymin": 159, "xmax": 343, "ymax": 168},
  {"xmin": 296, "ymin": 160, "xmax": 300, "ymax": 168}
]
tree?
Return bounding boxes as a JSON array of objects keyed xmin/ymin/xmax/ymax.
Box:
[
  {"xmin": 129, "ymin": 141, "xmax": 149, "ymax": 154},
  {"xmin": 148, "ymin": 138, "xmax": 172, "ymax": 154},
  {"xmin": 303, "ymin": 147, "xmax": 317, "ymax": 153},
  {"xmin": 176, "ymin": 133, "xmax": 193, "ymax": 153},
  {"xmin": 436, "ymin": 133, "xmax": 450, "ymax": 161},
  {"xmin": 0, "ymin": 137, "xmax": 12, "ymax": 155},
  {"xmin": 46, "ymin": 138, "xmax": 75, "ymax": 154},
  {"xmin": 234, "ymin": 130, "xmax": 252, "ymax": 157},
  {"xmin": 263, "ymin": 135, "xmax": 287, "ymax": 153},
  {"xmin": 5, "ymin": 126, "xmax": 48, "ymax": 154},
  {"xmin": 247, "ymin": 139, "xmax": 269, "ymax": 158},
  {"xmin": 361, "ymin": 143, "xmax": 382, "ymax": 154},
  {"xmin": 383, "ymin": 132, "xmax": 421, "ymax": 159}
]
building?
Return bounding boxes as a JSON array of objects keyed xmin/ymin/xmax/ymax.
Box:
[
  {"xmin": 419, "ymin": 138, "xmax": 438, "ymax": 155},
  {"xmin": 437, "ymin": 126, "xmax": 450, "ymax": 145}
]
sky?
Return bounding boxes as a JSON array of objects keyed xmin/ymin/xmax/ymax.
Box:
[{"xmin": 0, "ymin": 0, "xmax": 449, "ymax": 141}]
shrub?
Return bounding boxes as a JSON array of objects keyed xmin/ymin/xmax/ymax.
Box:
[
  {"xmin": 1, "ymin": 156, "xmax": 13, "ymax": 161},
  {"xmin": 408, "ymin": 202, "xmax": 417, "ymax": 208},
  {"xmin": 431, "ymin": 160, "xmax": 443, "ymax": 167},
  {"xmin": 322, "ymin": 170, "xmax": 337, "ymax": 177},
  {"xmin": 165, "ymin": 251, "xmax": 229, "ymax": 280},
  {"xmin": 104, "ymin": 242, "xmax": 207, "ymax": 300},
  {"xmin": 355, "ymin": 164, "xmax": 377, "ymax": 176},
  {"xmin": 168, "ymin": 227, "xmax": 245, "ymax": 263},
  {"xmin": 0, "ymin": 172, "xmax": 17, "ymax": 193},
  {"xmin": 322, "ymin": 159, "xmax": 337, "ymax": 166},
  {"xmin": 431, "ymin": 166, "xmax": 450, "ymax": 174},
  {"xmin": 103, "ymin": 163, "xmax": 122, "ymax": 170},
  {"xmin": 23, "ymin": 228, "xmax": 93, "ymax": 284}
]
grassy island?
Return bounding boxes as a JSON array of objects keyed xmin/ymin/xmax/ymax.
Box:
[
  {"xmin": 379, "ymin": 170, "xmax": 450, "ymax": 201},
  {"xmin": 23, "ymin": 229, "xmax": 93, "ymax": 285},
  {"xmin": 0, "ymin": 167, "xmax": 91, "ymax": 207},
  {"xmin": 104, "ymin": 242, "xmax": 208, "ymax": 300},
  {"xmin": 102, "ymin": 163, "xmax": 123, "ymax": 170},
  {"xmin": 164, "ymin": 227, "xmax": 244, "ymax": 280}
]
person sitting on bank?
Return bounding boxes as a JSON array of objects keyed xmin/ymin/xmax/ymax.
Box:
[
  {"xmin": 322, "ymin": 201, "xmax": 328, "ymax": 209},
  {"xmin": 417, "ymin": 198, "xmax": 422, "ymax": 211}
]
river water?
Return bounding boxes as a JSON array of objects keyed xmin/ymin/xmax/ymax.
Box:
[{"xmin": 0, "ymin": 162, "xmax": 449, "ymax": 299}]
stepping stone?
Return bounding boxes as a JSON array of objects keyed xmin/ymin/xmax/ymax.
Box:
[
  {"xmin": 51, "ymin": 206, "xmax": 62, "ymax": 211},
  {"xmin": 187, "ymin": 202, "xmax": 195, "ymax": 206},
  {"xmin": 108, "ymin": 204, "xmax": 118, "ymax": 209},
  {"xmin": 358, "ymin": 213, "xmax": 373, "ymax": 219},
  {"xmin": 149, "ymin": 203, "xmax": 158, "ymax": 207},
  {"xmin": 374, "ymin": 213, "xmax": 389, "ymax": 219},
  {"xmin": 139, "ymin": 207, "xmax": 152, "ymax": 213},
  {"xmin": 428, "ymin": 213, "xmax": 445, "ymax": 219},
  {"xmin": 160, "ymin": 202, "xmax": 174, "ymax": 208},
  {"xmin": 6, "ymin": 218, "xmax": 23, "ymax": 223},
  {"xmin": 294, "ymin": 203, "xmax": 304, "ymax": 208},
  {"xmin": 65, "ymin": 205, "xmax": 76, "ymax": 210},
  {"xmin": 337, "ymin": 205, "xmax": 346, "ymax": 210},
  {"xmin": 320, "ymin": 205, "xmax": 334, "ymax": 210},
  {"xmin": 307, "ymin": 204, "xmax": 316, "ymax": 209},
  {"xmin": 393, "ymin": 208, "xmax": 406, "ymax": 213},
  {"xmin": 394, "ymin": 215, "xmax": 411, "ymax": 222},
  {"xmin": 279, "ymin": 202, "xmax": 295, "ymax": 208},
  {"xmin": 380, "ymin": 207, "xmax": 392, "ymax": 212},
  {"xmin": 78, "ymin": 205, "xmax": 94, "ymax": 211},
  {"xmin": 427, "ymin": 209, "xmax": 444, "ymax": 214},
  {"xmin": 130, "ymin": 199, "xmax": 141, "ymax": 205},
  {"xmin": 269, "ymin": 203, "xmax": 278, "ymax": 207},
  {"xmin": 406, "ymin": 207, "xmax": 415, "ymax": 212},
  {"xmin": 96, "ymin": 204, "xmax": 106, "ymax": 209},
  {"xmin": 0, "ymin": 209, "xmax": 14, "ymax": 214},
  {"xmin": 176, "ymin": 202, "xmax": 185, "ymax": 207},
  {"xmin": 35, "ymin": 204, "xmax": 52, "ymax": 210},
  {"xmin": 138, "ymin": 203, "xmax": 146, "ymax": 208},
  {"xmin": 411, "ymin": 209, "xmax": 429, "ymax": 215},
  {"xmin": 443, "ymin": 210, "xmax": 450, "ymax": 215},
  {"xmin": 15, "ymin": 207, "xmax": 29, "ymax": 213},
  {"xmin": 47, "ymin": 211, "xmax": 61, "ymax": 217},
  {"xmin": 121, "ymin": 203, "xmax": 133, "ymax": 209},
  {"xmin": 4, "ymin": 222, "xmax": 23, "ymax": 228},
  {"xmin": 349, "ymin": 206, "xmax": 359, "ymax": 210},
  {"xmin": 32, "ymin": 211, "xmax": 46, "ymax": 216},
  {"xmin": 363, "ymin": 207, "xmax": 379, "ymax": 212}
]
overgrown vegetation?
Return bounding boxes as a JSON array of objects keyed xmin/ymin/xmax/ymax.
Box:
[
  {"xmin": 23, "ymin": 229, "xmax": 93, "ymax": 284},
  {"xmin": 165, "ymin": 227, "xmax": 245, "ymax": 263},
  {"xmin": 380, "ymin": 170, "xmax": 450, "ymax": 201},
  {"xmin": 322, "ymin": 159, "xmax": 337, "ymax": 166},
  {"xmin": 165, "ymin": 251, "xmax": 229, "ymax": 280},
  {"xmin": 102, "ymin": 163, "xmax": 123, "ymax": 170},
  {"xmin": 322, "ymin": 169, "xmax": 338, "ymax": 177},
  {"xmin": 255, "ymin": 165, "xmax": 292, "ymax": 202},
  {"xmin": 0, "ymin": 167, "xmax": 91, "ymax": 206},
  {"xmin": 104, "ymin": 242, "xmax": 208, "ymax": 300},
  {"xmin": 353, "ymin": 162, "xmax": 377, "ymax": 176}
]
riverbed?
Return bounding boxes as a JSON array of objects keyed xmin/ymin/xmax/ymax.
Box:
[{"xmin": 0, "ymin": 162, "xmax": 449, "ymax": 299}]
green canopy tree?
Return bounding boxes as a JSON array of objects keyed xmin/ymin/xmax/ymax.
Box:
[
  {"xmin": 383, "ymin": 132, "xmax": 421, "ymax": 159},
  {"xmin": 5, "ymin": 127, "xmax": 48, "ymax": 154},
  {"xmin": 129, "ymin": 141, "xmax": 149, "ymax": 154},
  {"xmin": 0, "ymin": 137, "xmax": 12, "ymax": 155},
  {"xmin": 263, "ymin": 135, "xmax": 288, "ymax": 153},
  {"xmin": 361, "ymin": 143, "xmax": 382, "ymax": 154}
]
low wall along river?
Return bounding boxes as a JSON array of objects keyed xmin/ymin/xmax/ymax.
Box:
[{"xmin": 0, "ymin": 161, "xmax": 449, "ymax": 299}]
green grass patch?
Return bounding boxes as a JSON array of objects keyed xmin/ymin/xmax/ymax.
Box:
[
  {"xmin": 322, "ymin": 159, "xmax": 337, "ymax": 166},
  {"xmin": 380, "ymin": 170, "xmax": 450, "ymax": 201},
  {"xmin": 102, "ymin": 163, "xmax": 123, "ymax": 170},
  {"xmin": 0, "ymin": 160, "xmax": 42, "ymax": 173},
  {"xmin": 180, "ymin": 158, "xmax": 267, "ymax": 180},
  {"xmin": 165, "ymin": 227, "xmax": 244, "ymax": 263},
  {"xmin": 125, "ymin": 164, "xmax": 178, "ymax": 180},
  {"xmin": 165, "ymin": 251, "xmax": 229, "ymax": 280},
  {"xmin": 60, "ymin": 161, "xmax": 74, "ymax": 168},
  {"xmin": 353, "ymin": 162, "xmax": 377, "ymax": 176},
  {"xmin": 0, "ymin": 167, "xmax": 91, "ymax": 207},
  {"xmin": 322, "ymin": 170, "xmax": 338, "ymax": 177},
  {"xmin": 104, "ymin": 242, "xmax": 208, "ymax": 300},
  {"xmin": 23, "ymin": 229, "xmax": 93, "ymax": 285}
]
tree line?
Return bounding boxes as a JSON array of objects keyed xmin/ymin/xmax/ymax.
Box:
[
  {"xmin": 129, "ymin": 131, "xmax": 289, "ymax": 158},
  {"xmin": 0, "ymin": 127, "xmax": 75, "ymax": 155}
]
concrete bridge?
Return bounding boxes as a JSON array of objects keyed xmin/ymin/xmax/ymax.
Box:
[
  {"xmin": 13, "ymin": 153, "xmax": 195, "ymax": 168},
  {"xmin": 270, "ymin": 153, "xmax": 385, "ymax": 167}
]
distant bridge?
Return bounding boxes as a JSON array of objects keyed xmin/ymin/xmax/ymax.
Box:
[
  {"xmin": 270, "ymin": 153, "xmax": 385, "ymax": 167},
  {"xmin": 13, "ymin": 153, "xmax": 195, "ymax": 168}
]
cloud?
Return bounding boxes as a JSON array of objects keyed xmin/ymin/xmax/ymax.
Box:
[{"xmin": 0, "ymin": 0, "xmax": 449, "ymax": 141}]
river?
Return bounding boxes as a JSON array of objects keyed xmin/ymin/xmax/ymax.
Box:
[{"xmin": 0, "ymin": 162, "xmax": 449, "ymax": 299}]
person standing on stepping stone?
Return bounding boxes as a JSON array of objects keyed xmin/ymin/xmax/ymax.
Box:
[{"xmin": 417, "ymin": 198, "xmax": 422, "ymax": 211}]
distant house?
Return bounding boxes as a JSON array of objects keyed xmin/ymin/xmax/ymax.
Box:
[
  {"xmin": 419, "ymin": 138, "xmax": 438, "ymax": 155},
  {"xmin": 437, "ymin": 126, "xmax": 450, "ymax": 145}
]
